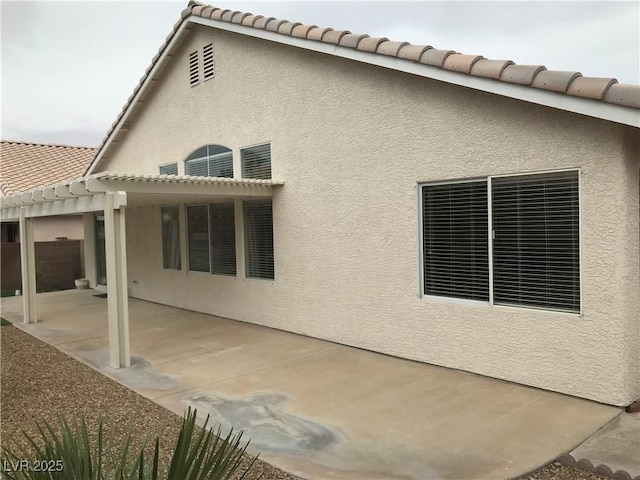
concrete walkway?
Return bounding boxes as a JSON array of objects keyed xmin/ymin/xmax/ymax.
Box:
[{"xmin": 0, "ymin": 290, "xmax": 626, "ymax": 479}]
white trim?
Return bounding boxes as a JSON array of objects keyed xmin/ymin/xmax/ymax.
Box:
[{"xmin": 190, "ymin": 17, "xmax": 639, "ymax": 128}]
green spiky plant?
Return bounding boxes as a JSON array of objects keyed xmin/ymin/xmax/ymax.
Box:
[{"xmin": 1, "ymin": 408, "xmax": 260, "ymax": 480}]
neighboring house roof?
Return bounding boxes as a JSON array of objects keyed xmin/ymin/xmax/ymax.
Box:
[
  {"xmin": 86, "ymin": 0, "xmax": 640, "ymax": 175},
  {"xmin": 0, "ymin": 141, "xmax": 97, "ymax": 195}
]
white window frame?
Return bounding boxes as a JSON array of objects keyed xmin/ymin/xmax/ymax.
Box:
[
  {"xmin": 418, "ymin": 168, "xmax": 582, "ymax": 315},
  {"xmin": 159, "ymin": 163, "xmax": 178, "ymax": 176},
  {"xmin": 240, "ymin": 142, "xmax": 272, "ymax": 180}
]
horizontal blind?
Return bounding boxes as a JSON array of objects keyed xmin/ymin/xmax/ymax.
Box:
[
  {"xmin": 242, "ymin": 144, "xmax": 272, "ymax": 179},
  {"xmin": 244, "ymin": 200, "xmax": 274, "ymax": 279},
  {"xmin": 210, "ymin": 202, "xmax": 236, "ymax": 276},
  {"xmin": 492, "ymin": 171, "xmax": 580, "ymax": 312},
  {"xmin": 187, "ymin": 205, "xmax": 210, "ymax": 272},
  {"xmin": 159, "ymin": 163, "xmax": 178, "ymax": 175},
  {"xmin": 422, "ymin": 181, "xmax": 489, "ymax": 301},
  {"xmin": 185, "ymin": 157, "xmax": 209, "ymax": 177},
  {"xmin": 207, "ymin": 152, "xmax": 233, "ymax": 178},
  {"xmin": 161, "ymin": 206, "xmax": 181, "ymax": 270}
]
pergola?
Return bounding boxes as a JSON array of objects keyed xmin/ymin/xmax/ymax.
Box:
[{"xmin": 0, "ymin": 171, "xmax": 283, "ymax": 368}]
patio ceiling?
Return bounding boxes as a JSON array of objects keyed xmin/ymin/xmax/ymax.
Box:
[{"xmin": 0, "ymin": 171, "xmax": 284, "ymax": 221}]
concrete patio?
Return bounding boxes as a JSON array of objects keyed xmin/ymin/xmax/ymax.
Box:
[{"xmin": 0, "ymin": 289, "xmax": 624, "ymax": 479}]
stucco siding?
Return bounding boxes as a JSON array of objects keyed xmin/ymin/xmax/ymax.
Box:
[
  {"xmin": 102, "ymin": 26, "xmax": 639, "ymax": 405},
  {"xmin": 33, "ymin": 215, "xmax": 84, "ymax": 242}
]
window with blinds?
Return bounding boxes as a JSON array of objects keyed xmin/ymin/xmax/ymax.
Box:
[
  {"xmin": 422, "ymin": 181, "xmax": 489, "ymax": 301},
  {"xmin": 185, "ymin": 145, "xmax": 233, "ymax": 178},
  {"xmin": 161, "ymin": 206, "xmax": 181, "ymax": 270},
  {"xmin": 159, "ymin": 163, "xmax": 178, "ymax": 175},
  {"xmin": 244, "ymin": 200, "xmax": 274, "ymax": 280},
  {"xmin": 492, "ymin": 172, "xmax": 580, "ymax": 312},
  {"xmin": 420, "ymin": 170, "xmax": 580, "ymax": 313},
  {"xmin": 189, "ymin": 50, "xmax": 199, "ymax": 86},
  {"xmin": 203, "ymin": 43, "xmax": 215, "ymax": 80},
  {"xmin": 210, "ymin": 202, "xmax": 236, "ymax": 276},
  {"xmin": 241, "ymin": 144, "xmax": 271, "ymax": 179},
  {"xmin": 187, "ymin": 205, "xmax": 210, "ymax": 272}
]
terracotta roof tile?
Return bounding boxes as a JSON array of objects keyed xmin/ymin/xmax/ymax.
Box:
[
  {"xmin": 278, "ymin": 21, "xmax": 301, "ymax": 36},
  {"xmin": 307, "ymin": 27, "xmax": 332, "ymax": 42},
  {"xmin": 443, "ymin": 54, "xmax": 484, "ymax": 74},
  {"xmin": 500, "ymin": 64, "xmax": 546, "ymax": 85},
  {"xmin": 291, "ymin": 24, "xmax": 317, "ymax": 39},
  {"xmin": 397, "ymin": 44, "xmax": 432, "ymax": 62},
  {"xmin": 0, "ymin": 142, "xmax": 96, "ymax": 195},
  {"xmin": 420, "ymin": 48, "xmax": 456, "ymax": 67},
  {"xmin": 531, "ymin": 70, "xmax": 582, "ymax": 93},
  {"xmin": 357, "ymin": 36, "xmax": 389, "ymax": 53},
  {"xmin": 86, "ymin": 1, "xmax": 640, "ymax": 175},
  {"xmin": 603, "ymin": 84, "xmax": 640, "ymax": 108},
  {"xmin": 377, "ymin": 41, "xmax": 410, "ymax": 57},
  {"xmin": 566, "ymin": 77, "xmax": 617, "ymax": 100},
  {"xmin": 339, "ymin": 33, "xmax": 369, "ymax": 49},
  {"xmin": 470, "ymin": 59, "xmax": 514, "ymax": 80}
]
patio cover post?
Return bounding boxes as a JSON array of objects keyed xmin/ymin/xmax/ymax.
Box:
[
  {"xmin": 19, "ymin": 207, "xmax": 37, "ymax": 323},
  {"xmin": 104, "ymin": 191, "xmax": 130, "ymax": 368}
]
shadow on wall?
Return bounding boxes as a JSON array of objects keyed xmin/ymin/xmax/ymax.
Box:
[{"xmin": 0, "ymin": 240, "xmax": 85, "ymax": 292}]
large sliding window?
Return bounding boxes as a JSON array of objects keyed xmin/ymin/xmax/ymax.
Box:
[
  {"xmin": 161, "ymin": 206, "xmax": 181, "ymax": 270},
  {"xmin": 420, "ymin": 170, "xmax": 580, "ymax": 313},
  {"xmin": 244, "ymin": 200, "xmax": 274, "ymax": 280},
  {"xmin": 187, "ymin": 203, "xmax": 237, "ymax": 275},
  {"xmin": 185, "ymin": 145, "xmax": 233, "ymax": 178}
]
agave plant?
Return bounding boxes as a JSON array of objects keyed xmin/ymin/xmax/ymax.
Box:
[{"xmin": 1, "ymin": 407, "xmax": 259, "ymax": 480}]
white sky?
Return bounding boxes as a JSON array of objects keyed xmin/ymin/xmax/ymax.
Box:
[{"xmin": 2, "ymin": 0, "xmax": 639, "ymax": 147}]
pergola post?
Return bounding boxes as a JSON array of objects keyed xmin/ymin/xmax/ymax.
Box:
[
  {"xmin": 19, "ymin": 207, "xmax": 37, "ymax": 323},
  {"xmin": 104, "ymin": 192, "xmax": 130, "ymax": 368}
]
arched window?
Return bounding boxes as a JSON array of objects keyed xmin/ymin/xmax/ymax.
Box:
[{"xmin": 184, "ymin": 145, "xmax": 233, "ymax": 178}]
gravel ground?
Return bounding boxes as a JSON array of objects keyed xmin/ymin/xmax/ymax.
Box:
[{"xmin": 1, "ymin": 324, "xmax": 610, "ymax": 480}]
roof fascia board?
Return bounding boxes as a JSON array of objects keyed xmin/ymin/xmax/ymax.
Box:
[
  {"xmin": 190, "ymin": 16, "xmax": 639, "ymax": 128},
  {"xmin": 86, "ymin": 22, "xmax": 192, "ymax": 175}
]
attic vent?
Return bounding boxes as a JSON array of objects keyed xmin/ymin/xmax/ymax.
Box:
[
  {"xmin": 203, "ymin": 43, "xmax": 215, "ymax": 80},
  {"xmin": 189, "ymin": 50, "xmax": 199, "ymax": 86}
]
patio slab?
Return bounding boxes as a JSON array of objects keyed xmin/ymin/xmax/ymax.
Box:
[{"xmin": 0, "ymin": 289, "xmax": 623, "ymax": 479}]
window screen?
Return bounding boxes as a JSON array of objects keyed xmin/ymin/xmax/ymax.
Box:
[
  {"xmin": 161, "ymin": 206, "xmax": 181, "ymax": 270},
  {"xmin": 210, "ymin": 202, "xmax": 236, "ymax": 276},
  {"xmin": 242, "ymin": 144, "xmax": 271, "ymax": 179},
  {"xmin": 187, "ymin": 205, "xmax": 210, "ymax": 272},
  {"xmin": 185, "ymin": 145, "xmax": 233, "ymax": 178},
  {"xmin": 244, "ymin": 201, "xmax": 274, "ymax": 279}
]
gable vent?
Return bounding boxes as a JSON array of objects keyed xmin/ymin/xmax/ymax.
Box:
[
  {"xmin": 189, "ymin": 50, "xmax": 199, "ymax": 86},
  {"xmin": 203, "ymin": 43, "xmax": 215, "ymax": 80}
]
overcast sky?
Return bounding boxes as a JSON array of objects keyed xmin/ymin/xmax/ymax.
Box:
[{"xmin": 2, "ymin": 1, "xmax": 638, "ymax": 147}]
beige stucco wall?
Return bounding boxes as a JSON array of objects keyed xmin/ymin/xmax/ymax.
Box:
[
  {"xmin": 33, "ymin": 215, "xmax": 84, "ymax": 242},
  {"xmin": 98, "ymin": 25, "xmax": 640, "ymax": 406}
]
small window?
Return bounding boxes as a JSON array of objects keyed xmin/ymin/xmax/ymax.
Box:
[
  {"xmin": 159, "ymin": 163, "xmax": 178, "ymax": 176},
  {"xmin": 189, "ymin": 50, "xmax": 199, "ymax": 86},
  {"xmin": 203, "ymin": 43, "xmax": 215, "ymax": 80},
  {"xmin": 187, "ymin": 205, "xmax": 209, "ymax": 272},
  {"xmin": 161, "ymin": 206, "xmax": 181, "ymax": 270},
  {"xmin": 185, "ymin": 145, "xmax": 233, "ymax": 178},
  {"xmin": 210, "ymin": 203, "xmax": 236, "ymax": 275},
  {"xmin": 242, "ymin": 144, "xmax": 271, "ymax": 180},
  {"xmin": 244, "ymin": 200, "xmax": 274, "ymax": 280}
]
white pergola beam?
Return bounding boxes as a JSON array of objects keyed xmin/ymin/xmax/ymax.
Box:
[
  {"xmin": 19, "ymin": 208, "xmax": 37, "ymax": 324},
  {"xmin": 104, "ymin": 191, "xmax": 130, "ymax": 368}
]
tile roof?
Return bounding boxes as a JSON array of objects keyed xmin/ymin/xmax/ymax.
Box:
[
  {"xmin": 88, "ymin": 1, "xmax": 640, "ymax": 174},
  {"xmin": 0, "ymin": 141, "xmax": 96, "ymax": 195}
]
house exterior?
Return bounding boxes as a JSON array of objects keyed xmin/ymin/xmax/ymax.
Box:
[
  {"xmin": 0, "ymin": 141, "xmax": 96, "ymax": 242},
  {"xmin": 2, "ymin": 1, "xmax": 638, "ymax": 407}
]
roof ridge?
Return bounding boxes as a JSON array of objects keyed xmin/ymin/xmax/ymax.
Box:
[{"xmin": 1, "ymin": 140, "xmax": 98, "ymax": 150}]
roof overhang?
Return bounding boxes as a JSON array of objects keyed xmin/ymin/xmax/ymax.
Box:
[{"xmin": 0, "ymin": 172, "xmax": 283, "ymax": 221}]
